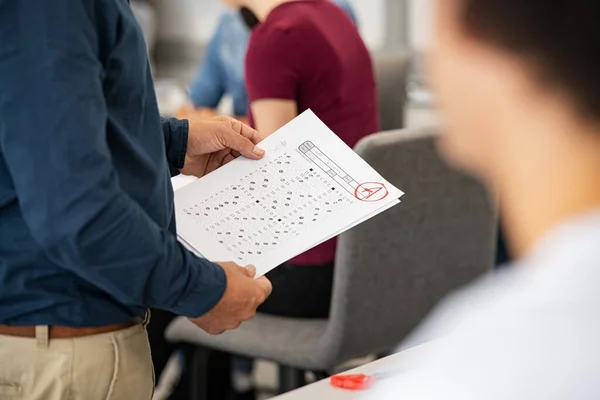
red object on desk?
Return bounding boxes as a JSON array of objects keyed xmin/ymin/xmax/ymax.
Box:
[{"xmin": 330, "ymin": 374, "xmax": 375, "ymax": 390}]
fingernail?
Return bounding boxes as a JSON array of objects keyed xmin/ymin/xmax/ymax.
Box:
[{"xmin": 253, "ymin": 146, "xmax": 265, "ymax": 156}]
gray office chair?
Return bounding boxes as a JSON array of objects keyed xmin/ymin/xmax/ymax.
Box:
[
  {"xmin": 165, "ymin": 127, "xmax": 497, "ymax": 395},
  {"xmin": 372, "ymin": 52, "xmax": 410, "ymax": 131}
]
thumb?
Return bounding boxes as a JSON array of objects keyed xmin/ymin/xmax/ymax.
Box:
[
  {"xmin": 255, "ymin": 276, "xmax": 273, "ymax": 298},
  {"xmin": 241, "ymin": 264, "xmax": 257, "ymax": 278},
  {"xmin": 220, "ymin": 127, "xmax": 265, "ymax": 160}
]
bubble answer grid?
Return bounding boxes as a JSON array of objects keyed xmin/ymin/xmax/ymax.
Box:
[{"xmin": 183, "ymin": 151, "xmax": 353, "ymax": 264}]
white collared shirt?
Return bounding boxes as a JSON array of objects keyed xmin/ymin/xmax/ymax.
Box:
[{"xmin": 369, "ymin": 210, "xmax": 600, "ymax": 399}]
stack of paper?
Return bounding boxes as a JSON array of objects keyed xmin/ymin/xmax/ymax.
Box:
[{"xmin": 174, "ymin": 110, "xmax": 404, "ymax": 277}]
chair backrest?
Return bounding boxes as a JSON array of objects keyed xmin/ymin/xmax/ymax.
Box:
[
  {"xmin": 326, "ymin": 127, "xmax": 497, "ymax": 364},
  {"xmin": 372, "ymin": 52, "xmax": 410, "ymax": 131}
]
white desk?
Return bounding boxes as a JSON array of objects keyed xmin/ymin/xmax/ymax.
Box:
[{"xmin": 272, "ymin": 342, "xmax": 435, "ymax": 400}]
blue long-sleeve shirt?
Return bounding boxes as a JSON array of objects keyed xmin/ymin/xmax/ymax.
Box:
[
  {"xmin": 189, "ymin": 0, "xmax": 358, "ymax": 116},
  {"xmin": 0, "ymin": 0, "xmax": 226, "ymax": 327}
]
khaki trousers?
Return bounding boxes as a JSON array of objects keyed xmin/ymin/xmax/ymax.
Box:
[{"xmin": 0, "ymin": 323, "xmax": 154, "ymax": 400}]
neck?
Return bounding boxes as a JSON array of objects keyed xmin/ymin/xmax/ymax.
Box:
[
  {"xmin": 495, "ymin": 119, "xmax": 600, "ymax": 259},
  {"xmin": 245, "ymin": 0, "xmax": 296, "ymax": 21}
]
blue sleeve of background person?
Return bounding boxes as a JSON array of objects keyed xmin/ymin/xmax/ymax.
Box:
[
  {"xmin": 0, "ymin": 1, "xmax": 226, "ymax": 318},
  {"xmin": 188, "ymin": 15, "xmax": 227, "ymax": 108},
  {"xmin": 334, "ymin": 0, "xmax": 359, "ymax": 27},
  {"xmin": 229, "ymin": 13, "xmax": 252, "ymax": 117}
]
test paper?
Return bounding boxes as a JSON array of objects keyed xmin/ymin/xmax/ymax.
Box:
[{"xmin": 175, "ymin": 110, "xmax": 404, "ymax": 277}]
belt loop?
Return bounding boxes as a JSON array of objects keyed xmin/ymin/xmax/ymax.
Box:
[
  {"xmin": 142, "ymin": 309, "xmax": 151, "ymax": 329},
  {"xmin": 35, "ymin": 325, "xmax": 49, "ymax": 349}
]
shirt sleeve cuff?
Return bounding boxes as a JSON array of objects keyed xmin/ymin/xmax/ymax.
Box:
[
  {"xmin": 165, "ymin": 118, "xmax": 189, "ymax": 170},
  {"xmin": 172, "ymin": 258, "xmax": 227, "ymax": 318}
]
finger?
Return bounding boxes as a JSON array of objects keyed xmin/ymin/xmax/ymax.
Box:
[
  {"xmin": 227, "ymin": 117, "xmax": 265, "ymax": 145},
  {"xmin": 219, "ymin": 127, "xmax": 265, "ymax": 160},
  {"xmin": 242, "ymin": 264, "xmax": 257, "ymax": 278},
  {"xmin": 255, "ymin": 276, "xmax": 273, "ymax": 298}
]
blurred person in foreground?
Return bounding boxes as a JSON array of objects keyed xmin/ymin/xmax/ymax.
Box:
[
  {"xmin": 0, "ymin": 1, "xmax": 272, "ymax": 399},
  {"xmin": 367, "ymin": 1, "xmax": 600, "ymax": 399},
  {"xmin": 177, "ymin": 0, "xmax": 358, "ymax": 122}
]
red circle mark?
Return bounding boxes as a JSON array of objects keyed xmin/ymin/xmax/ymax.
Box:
[{"xmin": 354, "ymin": 182, "xmax": 389, "ymax": 202}]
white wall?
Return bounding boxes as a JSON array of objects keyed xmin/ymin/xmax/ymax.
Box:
[
  {"xmin": 409, "ymin": 0, "xmax": 433, "ymax": 50},
  {"xmin": 155, "ymin": 0, "xmax": 226, "ymax": 43},
  {"xmin": 349, "ymin": 0, "xmax": 387, "ymax": 50},
  {"xmin": 155, "ymin": 0, "xmax": 388, "ymax": 50}
]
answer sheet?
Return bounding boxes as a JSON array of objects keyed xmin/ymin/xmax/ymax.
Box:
[{"xmin": 175, "ymin": 110, "xmax": 404, "ymax": 276}]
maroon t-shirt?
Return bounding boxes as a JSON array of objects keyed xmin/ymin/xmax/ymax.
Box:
[{"xmin": 246, "ymin": 0, "xmax": 380, "ymax": 265}]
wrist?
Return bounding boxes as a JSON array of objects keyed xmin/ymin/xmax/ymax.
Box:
[{"xmin": 174, "ymin": 260, "xmax": 227, "ymax": 318}]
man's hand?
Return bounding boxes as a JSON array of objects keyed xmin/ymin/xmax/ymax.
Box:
[
  {"xmin": 180, "ymin": 115, "xmax": 266, "ymax": 177},
  {"xmin": 190, "ymin": 262, "xmax": 272, "ymax": 335}
]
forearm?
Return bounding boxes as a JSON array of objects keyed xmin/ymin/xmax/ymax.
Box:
[
  {"xmin": 6, "ymin": 112, "xmax": 225, "ymax": 316},
  {"xmin": 44, "ymin": 189, "xmax": 227, "ymax": 317},
  {"xmin": 250, "ymin": 99, "xmax": 298, "ymax": 136},
  {"xmin": 0, "ymin": 3, "xmax": 226, "ymax": 317}
]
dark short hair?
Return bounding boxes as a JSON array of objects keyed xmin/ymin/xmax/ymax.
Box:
[
  {"xmin": 240, "ymin": 7, "xmax": 259, "ymax": 30},
  {"xmin": 460, "ymin": 1, "xmax": 600, "ymax": 121}
]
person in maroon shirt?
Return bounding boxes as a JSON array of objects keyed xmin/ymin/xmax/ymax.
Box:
[
  {"xmin": 216, "ymin": 1, "xmax": 377, "ymax": 398},
  {"xmin": 218, "ymin": 0, "xmax": 379, "ymax": 319}
]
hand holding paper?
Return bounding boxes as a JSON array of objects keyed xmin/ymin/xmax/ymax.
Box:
[
  {"xmin": 180, "ymin": 115, "xmax": 265, "ymax": 177},
  {"xmin": 189, "ymin": 262, "xmax": 272, "ymax": 335}
]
